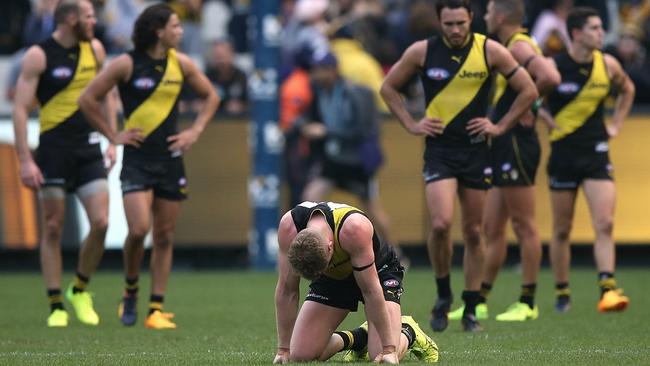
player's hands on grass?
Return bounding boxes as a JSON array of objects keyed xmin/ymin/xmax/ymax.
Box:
[
  {"xmin": 408, "ymin": 117, "xmax": 444, "ymax": 137},
  {"xmin": 373, "ymin": 351, "xmax": 399, "ymax": 364},
  {"xmin": 273, "ymin": 348, "xmax": 290, "ymax": 364},
  {"xmin": 168, "ymin": 127, "xmax": 200, "ymax": 152},
  {"xmin": 114, "ymin": 128, "xmax": 144, "ymax": 147},
  {"xmin": 104, "ymin": 144, "xmax": 116, "ymax": 171},
  {"xmin": 467, "ymin": 117, "xmax": 502, "ymax": 137},
  {"xmin": 19, "ymin": 159, "xmax": 44, "ymax": 189}
]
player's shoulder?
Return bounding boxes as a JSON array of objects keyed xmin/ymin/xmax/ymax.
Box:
[{"xmin": 21, "ymin": 45, "xmax": 47, "ymax": 74}]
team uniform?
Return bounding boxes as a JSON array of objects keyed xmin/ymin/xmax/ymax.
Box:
[
  {"xmin": 291, "ymin": 201, "xmax": 403, "ymax": 311},
  {"xmin": 490, "ymin": 32, "xmax": 542, "ymax": 186},
  {"xmin": 118, "ymin": 48, "xmax": 187, "ymax": 200},
  {"xmin": 547, "ymin": 50, "xmax": 612, "ymax": 190},
  {"xmin": 35, "ymin": 37, "xmax": 105, "ymax": 191},
  {"xmin": 419, "ymin": 33, "xmax": 493, "ymax": 189}
]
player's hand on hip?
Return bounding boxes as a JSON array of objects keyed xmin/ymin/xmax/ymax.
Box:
[
  {"xmin": 519, "ymin": 110, "xmax": 536, "ymax": 128},
  {"xmin": 411, "ymin": 117, "xmax": 444, "ymax": 137},
  {"xmin": 167, "ymin": 128, "xmax": 200, "ymax": 152},
  {"xmin": 104, "ymin": 144, "xmax": 117, "ymax": 171},
  {"xmin": 606, "ymin": 124, "xmax": 620, "ymax": 138},
  {"xmin": 467, "ymin": 117, "xmax": 501, "ymax": 137},
  {"xmin": 115, "ymin": 128, "xmax": 144, "ymax": 147},
  {"xmin": 19, "ymin": 159, "xmax": 44, "ymax": 189}
]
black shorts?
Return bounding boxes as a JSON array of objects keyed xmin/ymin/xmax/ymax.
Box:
[
  {"xmin": 423, "ymin": 144, "xmax": 492, "ymax": 189},
  {"xmin": 320, "ymin": 159, "xmax": 376, "ymax": 200},
  {"xmin": 490, "ymin": 129, "xmax": 540, "ymax": 187},
  {"xmin": 35, "ymin": 143, "xmax": 106, "ymax": 192},
  {"xmin": 547, "ymin": 141, "xmax": 613, "ymax": 190},
  {"xmin": 120, "ymin": 158, "xmax": 188, "ymax": 200},
  {"xmin": 305, "ymin": 253, "xmax": 404, "ymax": 311}
]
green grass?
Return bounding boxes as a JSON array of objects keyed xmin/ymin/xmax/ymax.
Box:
[{"xmin": 0, "ymin": 268, "xmax": 649, "ymax": 365}]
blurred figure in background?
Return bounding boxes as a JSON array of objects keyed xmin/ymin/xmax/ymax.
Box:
[
  {"xmin": 605, "ymin": 24, "xmax": 650, "ymax": 104},
  {"xmin": 205, "ymin": 39, "xmax": 248, "ymax": 115},
  {"xmin": 531, "ymin": 0, "xmax": 573, "ymax": 56},
  {"xmin": 23, "ymin": 0, "xmax": 57, "ymax": 47}
]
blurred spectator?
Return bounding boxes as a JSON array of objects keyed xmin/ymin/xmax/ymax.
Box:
[
  {"xmin": 201, "ymin": 0, "xmax": 231, "ymax": 44},
  {"xmin": 168, "ymin": 0, "xmax": 203, "ymax": 54},
  {"xmin": 103, "ymin": 0, "xmax": 147, "ymax": 53},
  {"xmin": 329, "ymin": 24, "xmax": 388, "ymax": 112},
  {"xmin": 0, "ymin": 0, "xmax": 31, "ymax": 54},
  {"xmin": 281, "ymin": 0, "xmax": 330, "ymax": 79},
  {"xmin": 205, "ymin": 39, "xmax": 248, "ymax": 115},
  {"xmin": 23, "ymin": 0, "xmax": 57, "ymax": 47},
  {"xmin": 605, "ymin": 24, "xmax": 650, "ymax": 104},
  {"xmin": 228, "ymin": 0, "xmax": 251, "ymax": 53},
  {"xmin": 532, "ymin": 0, "xmax": 573, "ymax": 56}
]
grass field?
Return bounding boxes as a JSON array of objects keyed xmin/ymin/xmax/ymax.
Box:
[{"xmin": 1, "ymin": 267, "xmax": 649, "ymax": 365}]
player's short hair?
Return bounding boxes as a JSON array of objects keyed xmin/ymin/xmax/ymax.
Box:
[
  {"xmin": 492, "ymin": 0, "xmax": 525, "ymax": 25},
  {"xmin": 435, "ymin": 0, "xmax": 472, "ymax": 18},
  {"xmin": 567, "ymin": 7, "xmax": 600, "ymax": 40},
  {"xmin": 54, "ymin": 0, "xmax": 82, "ymax": 24},
  {"xmin": 132, "ymin": 3, "xmax": 175, "ymax": 52},
  {"xmin": 287, "ymin": 229, "xmax": 329, "ymax": 281}
]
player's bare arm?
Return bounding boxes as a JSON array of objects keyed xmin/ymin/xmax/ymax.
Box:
[
  {"xmin": 510, "ymin": 41, "xmax": 561, "ymax": 95},
  {"xmin": 274, "ymin": 212, "xmax": 301, "ymax": 364},
  {"xmin": 91, "ymin": 39, "xmax": 119, "ymax": 169},
  {"xmin": 468, "ymin": 39, "xmax": 538, "ymax": 137},
  {"xmin": 380, "ymin": 41, "xmax": 444, "ymax": 137},
  {"xmin": 78, "ymin": 54, "xmax": 144, "ymax": 146},
  {"xmin": 339, "ymin": 214, "xmax": 398, "ymax": 363},
  {"xmin": 12, "ymin": 45, "xmax": 46, "ymax": 189},
  {"xmin": 604, "ymin": 54, "xmax": 635, "ymax": 138},
  {"xmin": 167, "ymin": 53, "xmax": 220, "ymax": 152}
]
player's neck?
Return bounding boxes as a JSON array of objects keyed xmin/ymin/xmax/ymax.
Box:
[
  {"xmin": 146, "ymin": 44, "xmax": 168, "ymax": 60},
  {"xmin": 498, "ymin": 24, "xmax": 522, "ymax": 45},
  {"xmin": 569, "ymin": 44, "xmax": 594, "ymax": 64},
  {"xmin": 52, "ymin": 29, "xmax": 79, "ymax": 49}
]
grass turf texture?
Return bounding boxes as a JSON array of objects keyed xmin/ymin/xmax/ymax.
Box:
[{"xmin": 0, "ymin": 268, "xmax": 648, "ymax": 365}]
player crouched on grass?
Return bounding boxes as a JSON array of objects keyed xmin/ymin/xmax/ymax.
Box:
[{"xmin": 274, "ymin": 201, "xmax": 438, "ymax": 364}]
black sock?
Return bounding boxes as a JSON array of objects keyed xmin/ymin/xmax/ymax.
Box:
[
  {"xmin": 125, "ymin": 276, "xmax": 139, "ymax": 297},
  {"xmin": 436, "ymin": 275, "xmax": 452, "ymax": 299},
  {"xmin": 462, "ymin": 290, "xmax": 480, "ymax": 318},
  {"xmin": 598, "ymin": 272, "xmax": 616, "ymax": 297},
  {"xmin": 72, "ymin": 272, "xmax": 89, "ymax": 294},
  {"xmin": 519, "ymin": 283, "xmax": 536, "ymax": 308},
  {"xmin": 556, "ymin": 282, "xmax": 570, "ymax": 302},
  {"xmin": 401, "ymin": 323, "xmax": 416, "ymax": 348},
  {"xmin": 478, "ymin": 282, "xmax": 492, "ymax": 304},
  {"xmin": 334, "ymin": 326, "xmax": 368, "ymax": 352},
  {"xmin": 149, "ymin": 294, "xmax": 164, "ymax": 315},
  {"xmin": 47, "ymin": 289, "xmax": 64, "ymax": 312}
]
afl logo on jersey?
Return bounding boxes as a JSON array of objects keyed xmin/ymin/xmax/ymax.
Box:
[
  {"xmin": 51, "ymin": 67, "xmax": 73, "ymax": 79},
  {"xmin": 557, "ymin": 82, "xmax": 580, "ymax": 94},
  {"xmin": 383, "ymin": 279, "xmax": 400, "ymax": 288},
  {"xmin": 426, "ymin": 68, "xmax": 450, "ymax": 80},
  {"xmin": 134, "ymin": 77, "xmax": 156, "ymax": 90}
]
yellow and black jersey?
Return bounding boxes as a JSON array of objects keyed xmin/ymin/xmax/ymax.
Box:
[
  {"xmin": 36, "ymin": 37, "xmax": 98, "ymax": 147},
  {"xmin": 290, "ymin": 201, "xmax": 391, "ymax": 281},
  {"xmin": 419, "ymin": 33, "xmax": 492, "ymax": 147},
  {"xmin": 119, "ymin": 48, "xmax": 184, "ymax": 160},
  {"xmin": 491, "ymin": 31, "xmax": 541, "ymax": 136},
  {"xmin": 547, "ymin": 50, "xmax": 610, "ymax": 147}
]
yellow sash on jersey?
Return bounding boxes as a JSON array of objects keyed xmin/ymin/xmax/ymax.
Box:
[
  {"xmin": 425, "ymin": 33, "xmax": 490, "ymax": 126},
  {"xmin": 40, "ymin": 41, "xmax": 97, "ymax": 134},
  {"xmin": 551, "ymin": 50, "xmax": 610, "ymax": 141},
  {"xmin": 323, "ymin": 204, "xmax": 363, "ymax": 280},
  {"xmin": 492, "ymin": 32, "xmax": 541, "ymax": 106},
  {"xmin": 124, "ymin": 48, "xmax": 184, "ymax": 137}
]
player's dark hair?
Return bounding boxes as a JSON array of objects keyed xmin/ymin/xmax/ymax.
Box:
[
  {"xmin": 567, "ymin": 7, "xmax": 600, "ymax": 40},
  {"xmin": 132, "ymin": 4, "xmax": 175, "ymax": 52},
  {"xmin": 435, "ymin": 0, "xmax": 472, "ymax": 18},
  {"xmin": 287, "ymin": 229, "xmax": 329, "ymax": 281},
  {"xmin": 54, "ymin": 0, "xmax": 82, "ymax": 24},
  {"xmin": 492, "ymin": 0, "xmax": 525, "ymax": 25}
]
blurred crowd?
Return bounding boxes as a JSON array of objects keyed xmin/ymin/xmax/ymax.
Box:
[{"xmin": 2, "ymin": 0, "xmax": 650, "ymax": 112}]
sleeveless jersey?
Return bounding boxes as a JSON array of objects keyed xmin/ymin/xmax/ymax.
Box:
[
  {"xmin": 547, "ymin": 50, "xmax": 610, "ymax": 147},
  {"xmin": 491, "ymin": 31, "xmax": 542, "ymax": 136},
  {"xmin": 119, "ymin": 48, "xmax": 184, "ymax": 160},
  {"xmin": 290, "ymin": 201, "xmax": 391, "ymax": 281},
  {"xmin": 36, "ymin": 37, "xmax": 98, "ymax": 147},
  {"xmin": 420, "ymin": 33, "xmax": 492, "ymax": 147}
]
